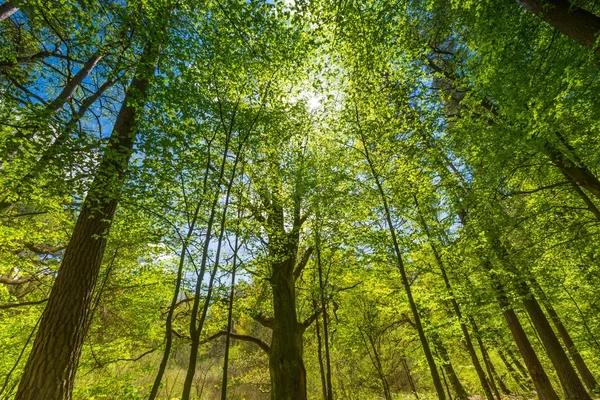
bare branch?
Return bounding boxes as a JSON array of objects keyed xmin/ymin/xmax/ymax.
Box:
[{"xmin": 293, "ymin": 246, "xmax": 313, "ymax": 281}]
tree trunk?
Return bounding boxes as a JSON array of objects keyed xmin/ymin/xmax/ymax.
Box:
[
  {"xmin": 518, "ymin": 285, "xmax": 592, "ymax": 400},
  {"xmin": 0, "ymin": 1, "xmax": 17, "ymax": 22},
  {"xmin": 482, "ymin": 261, "xmax": 560, "ymax": 400},
  {"xmin": 432, "ymin": 335, "xmax": 469, "ymax": 400},
  {"xmin": 402, "ymin": 357, "xmax": 419, "ymax": 399},
  {"xmin": 515, "ymin": 0, "xmax": 600, "ymax": 53},
  {"xmin": 15, "ymin": 39, "xmax": 159, "ymax": 400},
  {"xmin": 315, "ymin": 302, "xmax": 328, "ymax": 400},
  {"xmin": 221, "ymin": 228, "xmax": 240, "ymax": 400},
  {"xmin": 413, "ymin": 195, "xmax": 495, "ymax": 400},
  {"xmin": 498, "ymin": 349, "xmax": 531, "ymax": 392},
  {"xmin": 470, "ymin": 321, "xmax": 502, "ymax": 400},
  {"xmin": 315, "ymin": 227, "xmax": 334, "ymax": 400},
  {"xmin": 532, "ymin": 279, "xmax": 599, "ymax": 392},
  {"xmin": 269, "ymin": 250, "xmax": 307, "ymax": 400},
  {"xmin": 356, "ymin": 123, "xmax": 446, "ymax": 399}
]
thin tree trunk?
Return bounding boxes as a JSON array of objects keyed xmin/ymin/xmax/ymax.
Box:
[
  {"xmin": 473, "ymin": 326, "xmax": 502, "ymax": 400},
  {"xmin": 181, "ymin": 119, "xmax": 235, "ymax": 399},
  {"xmin": 532, "ymin": 279, "xmax": 598, "ymax": 392},
  {"xmin": 361, "ymin": 331, "xmax": 393, "ymax": 400},
  {"xmin": 315, "ymin": 223, "xmax": 334, "ymax": 400},
  {"xmin": 221, "ymin": 222, "xmax": 241, "ymax": 400},
  {"xmin": 515, "ymin": 0, "xmax": 600, "ymax": 53},
  {"xmin": 15, "ymin": 38, "xmax": 160, "ymax": 400},
  {"xmin": 413, "ymin": 194, "xmax": 495, "ymax": 400},
  {"xmin": 315, "ymin": 301, "xmax": 328, "ymax": 400},
  {"xmin": 355, "ymin": 109, "xmax": 446, "ymax": 399},
  {"xmin": 402, "ymin": 357, "xmax": 419, "ymax": 399},
  {"xmin": 482, "ymin": 260, "xmax": 560, "ymax": 400},
  {"xmin": 432, "ymin": 334, "xmax": 469, "ymax": 400},
  {"xmin": 149, "ymin": 171, "xmax": 208, "ymax": 400},
  {"xmin": 499, "ymin": 349, "xmax": 531, "ymax": 392},
  {"xmin": 0, "ymin": 1, "xmax": 17, "ymax": 22}
]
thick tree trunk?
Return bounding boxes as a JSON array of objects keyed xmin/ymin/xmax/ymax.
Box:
[
  {"xmin": 269, "ymin": 253, "xmax": 307, "ymax": 400},
  {"xmin": 15, "ymin": 40, "xmax": 159, "ymax": 400},
  {"xmin": 0, "ymin": 2, "xmax": 17, "ymax": 22},
  {"xmin": 515, "ymin": 0, "xmax": 600, "ymax": 53},
  {"xmin": 545, "ymin": 143, "xmax": 600, "ymax": 202},
  {"xmin": 532, "ymin": 279, "xmax": 599, "ymax": 392}
]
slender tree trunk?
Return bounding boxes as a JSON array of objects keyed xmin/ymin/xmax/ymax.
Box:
[
  {"xmin": 356, "ymin": 118, "xmax": 446, "ymax": 399},
  {"xmin": 149, "ymin": 181, "xmax": 207, "ymax": 400},
  {"xmin": 499, "ymin": 349, "xmax": 531, "ymax": 392},
  {"xmin": 182, "ymin": 123, "xmax": 235, "ymax": 399},
  {"xmin": 482, "ymin": 260, "xmax": 560, "ymax": 400},
  {"xmin": 531, "ymin": 279, "xmax": 599, "ymax": 392},
  {"xmin": 473, "ymin": 327, "xmax": 502, "ymax": 400},
  {"xmin": 314, "ymin": 301, "xmax": 328, "ymax": 400},
  {"xmin": 362, "ymin": 331, "xmax": 393, "ymax": 400},
  {"xmin": 221, "ymin": 225, "xmax": 240, "ymax": 400},
  {"xmin": 515, "ymin": 0, "xmax": 600, "ymax": 53},
  {"xmin": 481, "ymin": 343, "xmax": 511, "ymax": 396},
  {"xmin": 0, "ymin": 1, "xmax": 17, "ymax": 22},
  {"xmin": 432, "ymin": 334, "xmax": 469, "ymax": 400},
  {"xmin": 413, "ymin": 195, "xmax": 495, "ymax": 400},
  {"xmin": 15, "ymin": 39, "xmax": 160, "ymax": 400},
  {"xmin": 402, "ymin": 357, "xmax": 419, "ymax": 399},
  {"xmin": 315, "ymin": 225, "xmax": 334, "ymax": 400}
]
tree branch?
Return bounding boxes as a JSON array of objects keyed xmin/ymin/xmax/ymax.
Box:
[
  {"xmin": 201, "ymin": 330, "xmax": 270, "ymax": 353},
  {"xmin": 293, "ymin": 246, "xmax": 313, "ymax": 281},
  {"xmin": 0, "ymin": 298, "xmax": 48, "ymax": 310}
]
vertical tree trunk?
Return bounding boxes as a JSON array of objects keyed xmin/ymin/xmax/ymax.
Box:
[
  {"xmin": 315, "ymin": 226, "xmax": 334, "ymax": 400},
  {"xmin": 269, "ymin": 251, "xmax": 307, "ymax": 400},
  {"xmin": 0, "ymin": 1, "xmax": 17, "ymax": 22},
  {"xmin": 482, "ymin": 260, "xmax": 560, "ymax": 400},
  {"xmin": 432, "ymin": 335, "xmax": 469, "ymax": 400},
  {"xmin": 532, "ymin": 279, "xmax": 599, "ymax": 392},
  {"xmin": 314, "ymin": 302, "xmax": 328, "ymax": 400},
  {"xmin": 413, "ymin": 195, "xmax": 495, "ymax": 400},
  {"xmin": 15, "ymin": 39, "xmax": 160, "ymax": 400},
  {"xmin": 356, "ymin": 120, "xmax": 446, "ymax": 399},
  {"xmin": 515, "ymin": 0, "xmax": 600, "ymax": 53},
  {"xmin": 221, "ymin": 227, "xmax": 240, "ymax": 400}
]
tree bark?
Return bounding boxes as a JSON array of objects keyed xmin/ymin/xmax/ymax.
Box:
[
  {"xmin": 515, "ymin": 0, "xmax": 600, "ymax": 53},
  {"xmin": 413, "ymin": 195, "xmax": 495, "ymax": 400},
  {"xmin": 356, "ymin": 111, "xmax": 446, "ymax": 399},
  {"xmin": 432, "ymin": 334, "xmax": 469, "ymax": 400},
  {"xmin": 268, "ymin": 241, "xmax": 308, "ymax": 400},
  {"xmin": 482, "ymin": 260, "xmax": 560, "ymax": 400},
  {"xmin": 0, "ymin": 1, "xmax": 17, "ymax": 22},
  {"xmin": 15, "ymin": 39, "xmax": 159, "ymax": 400},
  {"xmin": 532, "ymin": 279, "xmax": 599, "ymax": 392}
]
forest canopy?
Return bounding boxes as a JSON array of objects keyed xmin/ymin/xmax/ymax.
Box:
[{"xmin": 1, "ymin": 0, "xmax": 600, "ymax": 399}]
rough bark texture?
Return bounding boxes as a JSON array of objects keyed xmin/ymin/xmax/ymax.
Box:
[
  {"xmin": 15, "ymin": 41, "xmax": 158, "ymax": 400},
  {"xmin": 0, "ymin": 1, "xmax": 17, "ymax": 21},
  {"xmin": 269, "ymin": 240, "xmax": 307, "ymax": 400},
  {"xmin": 516, "ymin": 0, "xmax": 600, "ymax": 53}
]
